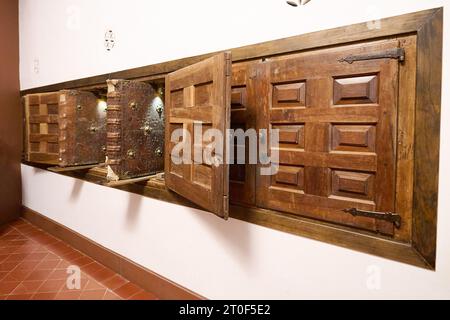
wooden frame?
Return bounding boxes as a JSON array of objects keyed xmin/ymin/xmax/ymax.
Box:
[{"xmin": 21, "ymin": 8, "xmax": 443, "ymax": 269}]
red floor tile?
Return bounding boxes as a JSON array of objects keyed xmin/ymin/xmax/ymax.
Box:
[
  {"xmin": 36, "ymin": 279, "xmax": 66, "ymax": 293},
  {"xmin": 114, "ymin": 282, "xmax": 142, "ymax": 299},
  {"xmin": 71, "ymin": 255, "xmax": 94, "ymax": 267},
  {"xmin": 84, "ymin": 279, "xmax": 105, "ymax": 291},
  {"xmin": 2, "ymin": 269, "xmax": 32, "ymax": 282},
  {"xmin": 32, "ymin": 292, "xmax": 58, "ymax": 300},
  {"xmin": 90, "ymin": 267, "xmax": 116, "ymax": 282},
  {"xmin": 25, "ymin": 269, "xmax": 52, "ymax": 281},
  {"xmin": 129, "ymin": 290, "xmax": 159, "ymax": 300},
  {"xmin": 0, "ymin": 281, "xmax": 20, "ymax": 295},
  {"xmin": 79, "ymin": 289, "xmax": 107, "ymax": 300},
  {"xmin": 102, "ymin": 274, "xmax": 128, "ymax": 290},
  {"xmin": 103, "ymin": 290, "xmax": 121, "ymax": 300},
  {"xmin": 6, "ymin": 293, "xmax": 33, "ymax": 300},
  {"xmin": 48, "ymin": 269, "xmax": 68, "ymax": 280},
  {"xmin": 0, "ymin": 218, "xmax": 159, "ymax": 300},
  {"xmin": 35, "ymin": 259, "xmax": 61, "ymax": 270},
  {"xmin": 11, "ymin": 280, "xmax": 43, "ymax": 294},
  {"xmin": 0, "ymin": 272, "xmax": 8, "ymax": 281},
  {"xmin": 54, "ymin": 290, "xmax": 81, "ymax": 300}
]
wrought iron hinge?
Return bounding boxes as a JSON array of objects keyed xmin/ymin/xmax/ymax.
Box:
[
  {"xmin": 338, "ymin": 48, "xmax": 405, "ymax": 64},
  {"xmin": 225, "ymin": 52, "xmax": 232, "ymax": 77},
  {"xmin": 343, "ymin": 208, "xmax": 401, "ymax": 229},
  {"xmin": 223, "ymin": 195, "xmax": 229, "ymax": 216}
]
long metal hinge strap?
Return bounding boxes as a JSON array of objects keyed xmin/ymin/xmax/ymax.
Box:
[
  {"xmin": 225, "ymin": 52, "xmax": 232, "ymax": 77},
  {"xmin": 343, "ymin": 208, "xmax": 401, "ymax": 229},
  {"xmin": 338, "ymin": 48, "xmax": 405, "ymax": 64}
]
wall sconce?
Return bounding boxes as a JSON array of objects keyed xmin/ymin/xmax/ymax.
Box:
[{"xmin": 287, "ymin": 0, "xmax": 311, "ymax": 7}]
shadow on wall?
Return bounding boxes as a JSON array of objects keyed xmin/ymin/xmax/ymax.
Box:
[
  {"xmin": 102, "ymin": 183, "xmax": 254, "ymax": 272},
  {"xmin": 125, "ymin": 186, "xmax": 144, "ymax": 230},
  {"xmin": 69, "ymin": 179, "xmax": 84, "ymax": 202},
  {"xmin": 31, "ymin": 166, "xmax": 49, "ymax": 175},
  {"xmin": 189, "ymin": 206, "xmax": 255, "ymax": 274}
]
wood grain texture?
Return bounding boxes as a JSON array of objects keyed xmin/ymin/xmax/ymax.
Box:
[
  {"xmin": 164, "ymin": 52, "xmax": 231, "ymax": 218},
  {"xmin": 257, "ymin": 39, "xmax": 400, "ymax": 235},
  {"xmin": 412, "ymin": 8, "xmax": 443, "ymax": 268},
  {"xmin": 23, "ymin": 92, "xmax": 60, "ymax": 165},
  {"xmin": 0, "ymin": 0, "xmax": 21, "ymax": 225},
  {"xmin": 57, "ymin": 165, "xmax": 431, "ymax": 269},
  {"xmin": 20, "ymin": 8, "xmax": 440, "ymax": 96},
  {"xmin": 393, "ymin": 35, "xmax": 417, "ymax": 242},
  {"xmin": 54, "ymin": 163, "xmax": 432, "ymax": 269},
  {"xmin": 229, "ymin": 61, "xmax": 258, "ymax": 206},
  {"xmin": 229, "ymin": 205, "xmax": 431, "ymax": 269}
]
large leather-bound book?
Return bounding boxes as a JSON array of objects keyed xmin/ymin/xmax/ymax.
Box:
[
  {"xmin": 58, "ymin": 90, "xmax": 107, "ymax": 167},
  {"xmin": 24, "ymin": 90, "xmax": 106, "ymax": 166},
  {"xmin": 106, "ymin": 79, "xmax": 164, "ymax": 181}
]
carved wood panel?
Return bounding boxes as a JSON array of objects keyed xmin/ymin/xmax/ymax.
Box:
[
  {"xmin": 24, "ymin": 92, "xmax": 60, "ymax": 164},
  {"xmin": 257, "ymin": 40, "xmax": 401, "ymax": 235},
  {"xmin": 165, "ymin": 52, "xmax": 232, "ymax": 218}
]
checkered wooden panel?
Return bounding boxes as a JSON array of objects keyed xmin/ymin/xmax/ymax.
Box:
[{"xmin": 24, "ymin": 92, "xmax": 60, "ymax": 164}]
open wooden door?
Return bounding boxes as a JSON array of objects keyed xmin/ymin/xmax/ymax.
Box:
[{"xmin": 164, "ymin": 52, "xmax": 232, "ymax": 218}]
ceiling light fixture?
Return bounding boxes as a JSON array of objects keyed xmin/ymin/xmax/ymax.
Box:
[{"xmin": 286, "ymin": 0, "xmax": 311, "ymax": 7}]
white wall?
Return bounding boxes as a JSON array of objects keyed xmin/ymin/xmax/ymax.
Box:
[{"xmin": 19, "ymin": 0, "xmax": 450, "ymax": 299}]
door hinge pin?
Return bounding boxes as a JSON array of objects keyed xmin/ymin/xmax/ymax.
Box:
[{"xmin": 223, "ymin": 195, "xmax": 229, "ymax": 217}]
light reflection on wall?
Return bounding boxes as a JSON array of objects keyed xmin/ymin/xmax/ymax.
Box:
[{"xmin": 97, "ymin": 99, "xmax": 108, "ymax": 119}]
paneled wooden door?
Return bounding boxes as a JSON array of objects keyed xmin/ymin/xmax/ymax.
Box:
[
  {"xmin": 165, "ymin": 52, "xmax": 232, "ymax": 218},
  {"xmin": 257, "ymin": 40, "xmax": 401, "ymax": 235}
]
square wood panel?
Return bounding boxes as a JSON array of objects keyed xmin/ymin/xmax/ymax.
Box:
[
  {"xmin": 331, "ymin": 170, "xmax": 374, "ymax": 202},
  {"xmin": 272, "ymin": 124, "xmax": 305, "ymax": 149},
  {"xmin": 333, "ymin": 75, "xmax": 378, "ymax": 105},
  {"xmin": 331, "ymin": 124, "xmax": 376, "ymax": 153},
  {"xmin": 272, "ymin": 82, "xmax": 306, "ymax": 108},
  {"xmin": 231, "ymin": 86, "xmax": 247, "ymax": 110},
  {"xmin": 271, "ymin": 165, "xmax": 304, "ymax": 191}
]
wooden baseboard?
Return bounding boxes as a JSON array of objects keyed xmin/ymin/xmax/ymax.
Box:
[{"xmin": 22, "ymin": 206, "xmax": 204, "ymax": 300}]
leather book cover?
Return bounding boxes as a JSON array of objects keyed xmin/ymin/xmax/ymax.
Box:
[
  {"xmin": 58, "ymin": 90, "xmax": 106, "ymax": 167},
  {"xmin": 106, "ymin": 79, "xmax": 164, "ymax": 181}
]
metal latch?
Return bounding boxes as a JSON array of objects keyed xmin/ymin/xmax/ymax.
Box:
[
  {"xmin": 338, "ymin": 48, "xmax": 405, "ymax": 64},
  {"xmin": 343, "ymin": 208, "xmax": 401, "ymax": 228}
]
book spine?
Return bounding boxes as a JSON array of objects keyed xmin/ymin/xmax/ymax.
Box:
[
  {"xmin": 106, "ymin": 80, "xmax": 122, "ymax": 181},
  {"xmin": 58, "ymin": 92, "xmax": 70, "ymax": 167}
]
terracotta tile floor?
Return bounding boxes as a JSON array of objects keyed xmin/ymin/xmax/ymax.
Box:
[{"xmin": 0, "ymin": 218, "xmax": 159, "ymax": 300}]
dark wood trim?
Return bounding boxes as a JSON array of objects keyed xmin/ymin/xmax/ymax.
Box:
[
  {"xmin": 411, "ymin": 8, "xmax": 443, "ymax": 269},
  {"xmin": 21, "ymin": 7, "xmax": 439, "ymax": 95},
  {"xmin": 0, "ymin": 0, "xmax": 21, "ymax": 225},
  {"xmin": 22, "ymin": 206, "xmax": 204, "ymax": 300},
  {"xmin": 20, "ymin": 7, "xmax": 443, "ymax": 269},
  {"xmin": 230, "ymin": 206, "xmax": 431, "ymax": 269},
  {"xmin": 50, "ymin": 166, "xmax": 432, "ymax": 269}
]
